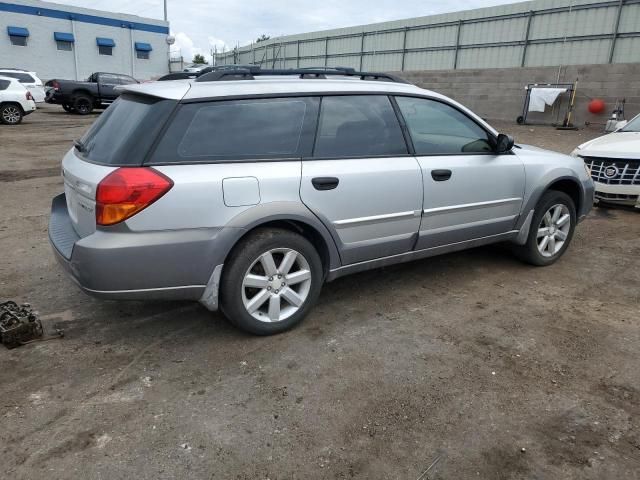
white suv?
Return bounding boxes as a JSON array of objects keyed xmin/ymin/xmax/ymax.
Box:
[
  {"xmin": 0, "ymin": 69, "xmax": 46, "ymax": 103},
  {"xmin": 0, "ymin": 76, "xmax": 36, "ymax": 125}
]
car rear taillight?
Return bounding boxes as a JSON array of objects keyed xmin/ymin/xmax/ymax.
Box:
[
  {"xmin": 25, "ymin": 91, "xmax": 33, "ymax": 101},
  {"xmin": 96, "ymin": 168, "xmax": 173, "ymax": 226}
]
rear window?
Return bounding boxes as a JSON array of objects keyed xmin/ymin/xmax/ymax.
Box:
[
  {"xmin": 0, "ymin": 72, "xmax": 35, "ymax": 83},
  {"xmin": 151, "ymin": 97, "xmax": 318, "ymax": 163},
  {"xmin": 78, "ymin": 94, "xmax": 176, "ymax": 166}
]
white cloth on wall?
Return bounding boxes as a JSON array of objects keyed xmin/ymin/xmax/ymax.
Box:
[{"xmin": 528, "ymin": 88, "xmax": 567, "ymax": 112}]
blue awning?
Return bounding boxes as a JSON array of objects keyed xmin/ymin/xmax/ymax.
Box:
[
  {"xmin": 134, "ymin": 42, "xmax": 152, "ymax": 52},
  {"xmin": 7, "ymin": 26, "xmax": 29, "ymax": 37},
  {"xmin": 54, "ymin": 32, "xmax": 75, "ymax": 43},
  {"xmin": 96, "ymin": 37, "xmax": 115, "ymax": 47}
]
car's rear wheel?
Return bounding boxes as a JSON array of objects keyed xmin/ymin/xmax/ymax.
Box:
[
  {"xmin": 516, "ymin": 190, "xmax": 576, "ymax": 266},
  {"xmin": 0, "ymin": 103, "xmax": 23, "ymax": 125},
  {"xmin": 73, "ymin": 94, "xmax": 93, "ymax": 115},
  {"xmin": 220, "ymin": 228, "xmax": 323, "ymax": 335}
]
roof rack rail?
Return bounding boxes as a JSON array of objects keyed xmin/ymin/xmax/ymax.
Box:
[{"xmin": 195, "ymin": 68, "xmax": 409, "ymax": 84}]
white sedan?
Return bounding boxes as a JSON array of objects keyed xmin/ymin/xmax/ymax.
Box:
[
  {"xmin": 572, "ymin": 114, "xmax": 640, "ymax": 209},
  {"xmin": 0, "ymin": 76, "xmax": 36, "ymax": 125}
]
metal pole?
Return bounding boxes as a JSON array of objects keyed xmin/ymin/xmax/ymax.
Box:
[
  {"xmin": 70, "ymin": 17, "xmax": 79, "ymax": 80},
  {"xmin": 359, "ymin": 32, "xmax": 365, "ymax": 71},
  {"xmin": 608, "ymin": 0, "xmax": 624, "ymax": 64},
  {"xmin": 296, "ymin": 40, "xmax": 300, "ymax": 68},
  {"xmin": 325, "ymin": 37, "xmax": 329, "ymax": 67},
  {"xmin": 521, "ymin": 11, "xmax": 534, "ymax": 67},
  {"xmin": 401, "ymin": 27, "xmax": 408, "ymax": 71},
  {"xmin": 163, "ymin": 0, "xmax": 167, "ymax": 21},
  {"xmin": 130, "ymin": 25, "xmax": 135, "ymax": 78},
  {"xmin": 453, "ymin": 20, "xmax": 462, "ymax": 69}
]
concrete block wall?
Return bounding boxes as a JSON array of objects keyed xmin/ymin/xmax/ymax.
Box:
[{"xmin": 393, "ymin": 63, "xmax": 640, "ymax": 127}]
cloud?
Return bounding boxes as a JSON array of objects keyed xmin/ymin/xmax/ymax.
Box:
[{"xmin": 172, "ymin": 31, "xmax": 211, "ymax": 63}]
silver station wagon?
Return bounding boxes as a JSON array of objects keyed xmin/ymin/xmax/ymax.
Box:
[{"xmin": 49, "ymin": 68, "xmax": 594, "ymax": 335}]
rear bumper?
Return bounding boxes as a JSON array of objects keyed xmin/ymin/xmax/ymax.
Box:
[
  {"xmin": 45, "ymin": 91, "xmax": 67, "ymax": 105},
  {"xmin": 48, "ymin": 193, "xmax": 231, "ymax": 306}
]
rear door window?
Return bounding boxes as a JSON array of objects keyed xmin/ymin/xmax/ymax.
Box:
[
  {"xmin": 313, "ymin": 95, "xmax": 408, "ymax": 158},
  {"xmin": 0, "ymin": 72, "xmax": 35, "ymax": 83},
  {"xmin": 78, "ymin": 94, "xmax": 176, "ymax": 165},
  {"xmin": 395, "ymin": 96, "xmax": 494, "ymax": 154},
  {"xmin": 151, "ymin": 97, "xmax": 318, "ymax": 163}
]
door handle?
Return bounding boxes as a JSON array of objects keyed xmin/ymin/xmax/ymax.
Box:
[
  {"xmin": 312, "ymin": 177, "xmax": 339, "ymax": 191},
  {"xmin": 431, "ymin": 169, "xmax": 452, "ymax": 182}
]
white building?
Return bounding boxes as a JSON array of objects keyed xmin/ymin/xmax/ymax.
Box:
[{"xmin": 0, "ymin": 0, "xmax": 171, "ymax": 80}]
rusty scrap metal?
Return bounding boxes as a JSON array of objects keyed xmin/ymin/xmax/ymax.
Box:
[{"xmin": 0, "ymin": 301, "xmax": 43, "ymax": 348}]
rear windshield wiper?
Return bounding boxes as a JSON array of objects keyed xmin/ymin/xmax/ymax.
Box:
[{"xmin": 73, "ymin": 139, "xmax": 86, "ymax": 152}]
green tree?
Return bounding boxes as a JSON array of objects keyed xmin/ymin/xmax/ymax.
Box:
[
  {"xmin": 256, "ymin": 34, "xmax": 270, "ymax": 43},
  {"xmin": 192, "ymin": 54, "xmax": 207, "ymax": 64}
]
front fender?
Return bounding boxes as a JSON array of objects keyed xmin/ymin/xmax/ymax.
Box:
[{"xmin": 517, "ymin": 170, "xmax": 593, "ymax": 231}]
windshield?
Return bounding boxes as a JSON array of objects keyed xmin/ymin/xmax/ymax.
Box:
[
  {"xmin": 620, "ymin": 115, "xmax": 640, "ymax": 132},
  {"xmin": 78, "ymin": 94, "xmax": 176, "ymax": 165}
]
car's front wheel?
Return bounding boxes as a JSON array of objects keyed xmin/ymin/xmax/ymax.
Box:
[
  {"xmin": 516, "ymin": 190, "xmax": 577, "ymax": 266},
  {"xmin": 220, "ymin": 228, "xmax": 323, "ymax": 335},
  {"xmin": 0, "ymin": 103, "xmax": 23, "ymax": 125}
]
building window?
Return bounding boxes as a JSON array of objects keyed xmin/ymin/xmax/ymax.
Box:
[
  {"xmin": 7, "ymin": 26, "xmax": 30, "ymax": 46},
  {"xmin": 54, "ymin": 32, "xmax": 74, "ymax": 51},
  {"xmin": 57, "ymin": 41, "xmax": 72, "ymax": 51},
  {"xmin": 99, "ymin": 45, "xmax": 113, "ymax": 55},
  {"xmin": 134, "ymin": 42, "xmax": 153, "ymax": 60},
  {"xmin": 96, "ymin": 37, "xmax": 115, "ymax": 55},
  {"xmin": 9, "ymin": 35, "xmax": 27, "ymax": 46}
]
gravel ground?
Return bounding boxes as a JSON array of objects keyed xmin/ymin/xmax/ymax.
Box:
[{"xmin": 1, "ymin": 104, "xmax": 639, "ymax": 480}]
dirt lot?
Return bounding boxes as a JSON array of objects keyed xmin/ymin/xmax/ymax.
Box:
[{"xmin": 1, "ymin": 104, "xmax": 639, "ymax": 479}]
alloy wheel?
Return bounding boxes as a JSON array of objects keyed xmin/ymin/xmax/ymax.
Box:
[
  {"xmin": 2, "ymin": 106, "xmax": 21, "ymax": 124},
  {"xmin": 241, "ymin": 248, "xmax": 312, "ymax": 323},
  {"xmin": 536, "ymin": 204, "xmax": 571, "ymax": 257},
  {"xmin": 76, "ymin": 99, "xmax": 90, "ymax": 114}
]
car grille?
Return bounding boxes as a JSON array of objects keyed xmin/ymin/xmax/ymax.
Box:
[{"xmin": 583, "ymin": 156, "xmax": 640, "ymax": 185}]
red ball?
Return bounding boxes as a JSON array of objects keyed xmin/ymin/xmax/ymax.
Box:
[{"xmin": 588, "ymin": 99, "xmax": 606, "ymax": 114}]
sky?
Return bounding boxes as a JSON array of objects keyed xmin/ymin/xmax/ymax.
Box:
[{"xmin": 49, "ymin": 0, "xmax": 523, "ymax": 64}]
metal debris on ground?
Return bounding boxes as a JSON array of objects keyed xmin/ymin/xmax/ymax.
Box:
[{"xmin": 0, "ymin": 301, "xmax": 57, "ymax": 348}]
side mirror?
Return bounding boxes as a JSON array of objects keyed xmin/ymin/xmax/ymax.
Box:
[{"xmin": 496, "ymin": 133, "xmax": 515, "ymax": 153}]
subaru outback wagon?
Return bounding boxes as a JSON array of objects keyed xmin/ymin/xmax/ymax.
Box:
[{"xmin": 49, "ymin": 68, "xmax": 594, "ymax": 335}]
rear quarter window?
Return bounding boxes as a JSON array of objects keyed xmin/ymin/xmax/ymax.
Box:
[
  {"xmin": 150, "ymin": 97, "xmax": 318, "ymax": 163},
  {"xmin": 0, "ymin": 72, "xmax": 35, "ymax": 83},
  {"xmin": 0, "ymin": 80, "xmax": 10, "ymax": 90},
  {"xmin": 78, "ymin": 94, "xmax": 176, "ymax": 166}
]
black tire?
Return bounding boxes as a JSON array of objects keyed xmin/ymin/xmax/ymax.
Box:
[
  {"xmin": 516, "ymin": 115, "xmax": 525, "ymax": 125},
  {"xmin": 515, "ymin": 190, "xmax": 577, "ymax": 266},
  {"xmin": 0, "ymin": 103, "xmax": 23, "ymax": 125},
  {"xmin": 62, "ymin": 104, "xmax": 75, "ymax": 113},
  {"xmin": 72, "ymin": 94, "xmax": 94, "ymax": 115},
  {"xmin": 220, "ymin": 228, "xmax": 323, "ymax": 335}
]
